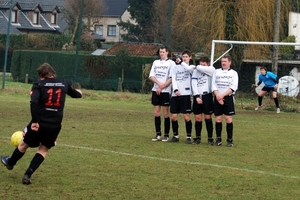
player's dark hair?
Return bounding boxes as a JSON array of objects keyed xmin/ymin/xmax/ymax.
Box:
[
  {"xmin": 199, "ymin": 56, "xmax": 210, "ymax": 64},
  {"xmin": 37, "ymin": 63, "xmax": 56, "ymax": 78},
  {"xmin": 222, "ymin": 54, "xmax": 232, "ymax": 61},
  {"xmin": 157, "ymin": 46, "xmax": 171, "ymax": 58},
  {"xmin": 260, "ymin": 66, "xmax": 267, "ymax": 71},
  {"xmin": 159, "ymin": 46, "xmax": 169, "ymax": 52},
  {"xmin": 182, "ymin": 50, "xmax": 192, "ymax": 57}
]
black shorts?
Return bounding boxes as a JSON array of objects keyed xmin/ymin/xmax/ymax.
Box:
[
  {"xmin": 214, "ymin": 95, "xmax": 235, "ymax": 116},
  {"xmin": 151, "ymin": 91, "xmax": 170, "ymax": 106},
  {"xmin": 262, "ymin": 86, "xmax": 277, "ymax": 92},
  {"xmin": 170, "ymin": 95, "xmax": 192, "ymax": 114},
  {"xmin": 193, "ymin": 93, "xmax": 214, "ymax": 115},
  {"xmin": 23, "ymin": 122, "xmax": 62, "ymax": 149}
]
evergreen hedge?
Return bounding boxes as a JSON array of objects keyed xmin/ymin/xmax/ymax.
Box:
[{"xmin": 10, "ymin": 50, "xmax": 155, "ymax": 92}]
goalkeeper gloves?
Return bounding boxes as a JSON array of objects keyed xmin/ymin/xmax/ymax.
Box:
[{"xmin": 252, "ymin": 84, "xmax": 257, "ymax": 88}]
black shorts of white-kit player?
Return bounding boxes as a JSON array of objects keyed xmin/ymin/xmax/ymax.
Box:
[
  {"xmin": 213, "ymin": 95, "xmax": 235, "ymax": 116},
  {"xmin": 151, "ymin": 91, "xmax": 171, "ymax": 106},
  {"xmin": 192, "ymin": 93, "xmax": 214, "ymax": 115},
  {"xmin": 170, "ymin": 95, "xmax": 192, "ymax": 114}
]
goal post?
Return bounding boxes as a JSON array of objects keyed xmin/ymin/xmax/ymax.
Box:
[
  {"xmin": 210, "ymin": 40, "xmax": 300, "ymax": 112},
  {"xmin": 210, "ymin": 40, "xmax": 300, "ymax": 64}
]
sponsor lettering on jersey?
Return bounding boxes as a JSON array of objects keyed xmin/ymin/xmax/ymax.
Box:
[{"xmin": 44, "ymin": 83, "xmax": 65, "ymax": 87}]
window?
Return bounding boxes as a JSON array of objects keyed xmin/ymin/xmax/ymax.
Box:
[
  {"xmin": 11, "ymin": 10, "xmax": 17, "ymax": 23},
  {"xmin": 51, "ymin": 13, "xmax": 57, "ymax": 24},
  {"xmin": 33, "ymin": 12, "xmax": 39, "ymax": 24},
  {"xmin": 107, "ymin": 25, "xmax": 116, "ymax": 36},
  {"xmin": 95, "ymin": 25, "xmax": 103, "ymax": 36}
]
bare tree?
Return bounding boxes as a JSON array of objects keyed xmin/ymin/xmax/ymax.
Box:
[
  {"xmin": 150, "ymin": 0, "xmax": 296, "ymax": 56},
  {"xmin": 63, "ymin": 0, "xmax": 107, "ymax": 44},
  {"xmin": 148, "ymin": 0, "xmax": 169, "ymax": 44}
]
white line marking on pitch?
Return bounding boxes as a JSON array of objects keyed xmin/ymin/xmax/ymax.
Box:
[
  {"xmin": 1, "ymin": 136, "xmax": 298, "ymax": 180},
  {"xmin": 60, "ymin": 144, "xmax": 300, "ymax": 180}
]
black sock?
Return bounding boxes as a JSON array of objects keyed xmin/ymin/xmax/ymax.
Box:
[
  {"xmin": 205, "ymin": 119, "xmax": 213, "ymax": 139},
  {"xmin": 24, "ymin": 153, "xmax": 44, "ymax": 177},
  {"xmin": 226, "ymin": 122, "xmax": 233, "ymax": 140},
  {"xmin": 172, "ymin": 120, "xmax": 179, "ymax": 136},
  {"xmin": 195, "ymin": 121, "xmax": 202, "ymax": 138},
  {"xmin": 164, "ymin": 117, "xmax": 170, "ymax": 137},
  {"xmin": 155, "ymin": 116, "xmax": 161, "ymax": 135},
  {"xmin": 8, "ymin": 147, "xmax": 25, "ymax": 166},
  {"xmin": 274, "ymin": 98, "xmax": 279, "ymax": 108},
  {"xmin": 186, "ymin": 120, "xmax": 192, "ymax": 137},
  {"xmin": 258, "ymin": 96, "xmax": 262, "ymax": 106},
  {"xmin": 215, "ymin": 122, "xmax": 222, "ymax": 138}
]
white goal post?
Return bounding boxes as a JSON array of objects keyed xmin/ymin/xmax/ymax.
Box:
[
  {"xmin": 210, "ymin": 40, "xmax": 300, "ymax": 98},
  {"xmin": 210, "ymin": 40, "xmax": 300, "ymax": 64}
]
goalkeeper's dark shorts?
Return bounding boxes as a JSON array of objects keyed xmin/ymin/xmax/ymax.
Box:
[
  {"xmin": 262, "ymin": 86, "xmax": 277, "ymax": 92},
  {"xmin": 23, "ymin": 122, "xmax": 61, "ymax": 149}
]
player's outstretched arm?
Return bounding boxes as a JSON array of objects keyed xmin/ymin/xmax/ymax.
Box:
[
  {"xmin": 253, "ymin": 81, "xmax": 262, "ymax": 88},
  {"xmin": 180, "ymin": 61, "xmax": 195, "ymax": 72},
  {"xmin": 196, "ymin": 65, "xmax": 215, "ymax": 76},
  {"xmin": 67, "ymin": 84, "xmax": 82, "ymax": 98}
]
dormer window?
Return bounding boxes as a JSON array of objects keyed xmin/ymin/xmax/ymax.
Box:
[
  {"xmin": 11, "ymin": 10, "xmax": 17, "ymax": 23},
  {"xmin": 33, "ymin": 11, "xmax": 39, "ymax": 24},
  {"xmin": 10, "ymin": 6, "xmax": 19, "ymax": 23},
  {"xmin": 51, "ymin": 13, "xmax": 57, "ymax": 24}
]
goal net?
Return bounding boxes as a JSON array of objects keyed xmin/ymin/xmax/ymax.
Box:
[{"xmin": 210, "ymin": 40, "xmax": 300, "ymax": 112}]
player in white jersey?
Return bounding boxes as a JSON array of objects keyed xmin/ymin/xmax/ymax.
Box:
[
  {"xmin": 191, "ymin": 57, "xmax": 215, "ymax": 145},
  {"xmin": 149, "ymin": 46, "xmax": 175, "ymax": 142},
  {"xmin": 212, "ymin": 55, "xmax": 238, "ymax": 147},
  {"xmin": 169, "ymin": 50, "xmax": 195, "ymax": 144}
]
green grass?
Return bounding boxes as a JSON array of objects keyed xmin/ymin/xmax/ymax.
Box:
[{"xmin": 0, "ymin": 82, "xmax": 300, "ymax": 200}]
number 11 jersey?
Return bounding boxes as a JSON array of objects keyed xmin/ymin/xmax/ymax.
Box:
[{"xmin": 30, "ymin": 78, "xmax": 82, "ymax": 124}]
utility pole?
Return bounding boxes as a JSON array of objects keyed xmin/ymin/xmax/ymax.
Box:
[
  {"xmin": 272, "ymin": 0, "xmax": 281, "ymax": 74},
  {"xmin": 2, "ymin": 0, "xmax": 12, "ymax": 89},
  {"xmin": 74, "ymin": 0, "xmax": 84, "ymax": 86},
  {"xmin": 166, "ymin": 0, "xmax": 173, "ymax": 48}
]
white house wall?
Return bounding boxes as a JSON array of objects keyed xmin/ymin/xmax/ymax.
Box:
[
  {"xmin": 85, "ymin": 9, "xmax": 134, "ymax": 43},
  {"xmin": 120, "ymin": 9, "xmax": 136, "ymax": 38},
  {"xmin": 289, "ymin": 12, "xmax": 300, "ymax": 50}
]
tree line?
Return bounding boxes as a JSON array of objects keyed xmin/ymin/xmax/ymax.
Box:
[{"xmin": 119, "ymin": 0, "xmax": 300, "ymax": 55}]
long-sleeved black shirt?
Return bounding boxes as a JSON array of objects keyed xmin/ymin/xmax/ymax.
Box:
[{"xmin": 30, "ymin": 78, "xmax": 82, "ymax": 124}]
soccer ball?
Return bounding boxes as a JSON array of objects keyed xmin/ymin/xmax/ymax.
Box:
[{"xmin": 11, "ymin": 131, "xmax": 23, "ymax": 147}]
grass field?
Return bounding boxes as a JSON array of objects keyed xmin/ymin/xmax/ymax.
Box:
[{"xmin": 0, "ymin": 82, "xmax": 300, "ymax": 200}]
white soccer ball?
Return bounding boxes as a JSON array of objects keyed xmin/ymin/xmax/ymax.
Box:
[{"xmin": 11, "ymin": 131, "xmax": 23, "ymax": 147}]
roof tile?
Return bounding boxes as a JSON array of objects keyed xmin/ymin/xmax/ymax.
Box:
[{"xmin": 103, "ymin": 42, "xmax": 162, "ymax": 57}]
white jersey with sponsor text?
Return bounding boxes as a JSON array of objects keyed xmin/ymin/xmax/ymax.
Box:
[
  {"xmin": 171, "ymin": 63, "xmax": 194, "ymax": 97},
  {"xmin": 192, "ymin": 65, "xmax": 215, "ymax": 96},
  {"xmin": 212, "ymin": 68, "xmax": 239, "ymax": 95},
  {"xmin": 149, "ymin": 59, "xmax": 175, "ymax": 93}
]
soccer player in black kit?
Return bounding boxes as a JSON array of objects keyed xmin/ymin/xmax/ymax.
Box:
[{"xmin": 1, "ymin": 63, "xmax": 82, "ymax": 184}]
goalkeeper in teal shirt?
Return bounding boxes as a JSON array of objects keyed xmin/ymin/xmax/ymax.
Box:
[{"xmin": 253, "ymin": 66, "xmax": 280, "ymax": 113}]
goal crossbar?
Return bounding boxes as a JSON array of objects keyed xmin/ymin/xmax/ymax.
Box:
[{"xmin": 211, "ymin": 40, "xmax": 300, "ymax": 64}]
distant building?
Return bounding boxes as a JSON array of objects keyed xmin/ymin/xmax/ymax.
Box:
[
  {"xmin": 85, "ymin": 0, "xmax": 134, "ymax": 43},
  {"xmin": 0, "ymin": 0, "xmax": 133, "ymax": 43},
  {"xmin": 289, "ymin": 12, "xmax": 300, "ymax": 50},
  {"xmin": 0, "ymin": 0, "xmax": 66, "ymax": 34}
]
